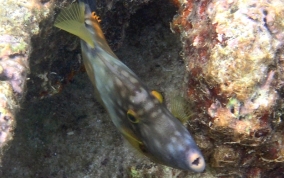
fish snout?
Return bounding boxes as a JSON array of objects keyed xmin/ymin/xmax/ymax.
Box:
[{"xmin": 186, "ymin": 148, "xmax": 205, "ymax": 172}]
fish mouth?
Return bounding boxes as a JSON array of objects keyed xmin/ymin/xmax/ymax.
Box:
[{"xmin": 186, "ymin": 149, "xmax": 205, "ymax": 172}]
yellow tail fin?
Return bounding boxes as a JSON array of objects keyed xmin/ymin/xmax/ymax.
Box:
[{"xmin": 54, "ymin": 2, "xmax": 94, "ymax": 48}]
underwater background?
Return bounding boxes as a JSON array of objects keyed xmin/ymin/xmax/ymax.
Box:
[{"xmin": 0, "ymin": 0, "xmax": 283, "ymax": 177}]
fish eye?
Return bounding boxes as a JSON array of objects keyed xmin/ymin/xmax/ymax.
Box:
[{"xmin": 127, "ymin": 109, "xmax": 139, "ymax": 123}]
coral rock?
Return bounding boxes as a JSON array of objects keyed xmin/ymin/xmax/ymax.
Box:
[{"xmin": 172, "ymin": 0, "xmax": 284, "ymax": 176}]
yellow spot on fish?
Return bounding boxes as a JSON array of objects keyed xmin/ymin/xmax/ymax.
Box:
[{"xmin": 151, "ymin": 90, "xmax": 163, "ymax": 103}]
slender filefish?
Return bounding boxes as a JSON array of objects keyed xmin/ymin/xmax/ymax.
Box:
[{"xmin": 54, "ymin": 1, "xmax": 205, "ymax": 172}]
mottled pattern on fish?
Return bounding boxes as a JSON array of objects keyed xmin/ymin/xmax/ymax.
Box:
[{"xmin": 54, "ymin": 1, "xmax": 205, "ymax": 172}]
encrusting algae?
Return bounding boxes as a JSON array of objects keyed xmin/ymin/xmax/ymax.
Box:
[
  {"xmin": 0, "ymin": 0, "xmax": 51, "ymax": 164},
  {"xmin": 172, "ymin": 0, "xmax": 284, "ymax": 176},
  {"xmin": 54, "ymin": 0, "xmax": 205, "ymax": 172}
]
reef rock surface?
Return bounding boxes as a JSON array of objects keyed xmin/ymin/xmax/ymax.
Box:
[{"xmin": 172, "ymin": 0, "xmax": 284, "ymax": 177}]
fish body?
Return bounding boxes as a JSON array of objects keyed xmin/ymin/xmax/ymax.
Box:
[{"xmin": 54, "ymin": 1, "xmax": 205, "ymax": 172}]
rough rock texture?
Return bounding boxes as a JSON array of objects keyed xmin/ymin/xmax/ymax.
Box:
[
  {"xmin": 0, "ymin": 0, "xmax": 51, "ymax": 162},
  {"xmin": 172, "ymin": 0, "xmax": 284, "ymax": 177}
]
